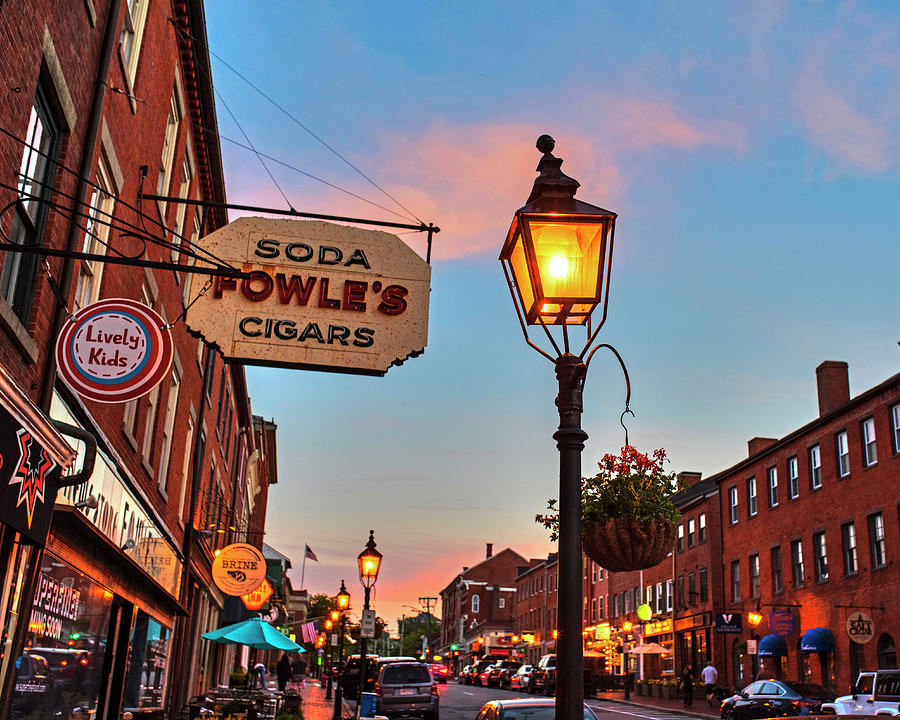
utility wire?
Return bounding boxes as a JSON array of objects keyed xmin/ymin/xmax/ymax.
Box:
[
  {"xmin": 171, "ymin": 20, "xmax": 423, "ymax": 224},
  {"xmin": 214, "ymin": 86, "xmax": 296, "ymax": 212}
]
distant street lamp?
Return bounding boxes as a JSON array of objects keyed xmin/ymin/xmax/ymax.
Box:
[
  {"xmin": 333, "ymin": 580, "xmax": 351, "ymax": 720},
  {"xmin": 748, "ymin": 606, "xmax": 763, "ymax": 678},
  {"xmin": 357, "ymin": 530, "xmax": 383, "ymax": 701},
  {"xmin": 500, "ymin": 135, "xmax": 619, "ymax": 720}
]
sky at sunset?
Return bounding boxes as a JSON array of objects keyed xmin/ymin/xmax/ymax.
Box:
[{"xmin": 203, "ymin": 1, "xmax": 900, "ymax": 630}]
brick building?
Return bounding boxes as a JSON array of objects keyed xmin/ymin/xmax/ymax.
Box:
[
  {"xmin": 0, "ymin": 2, "xmax": 276, "ymax": 719},
  {"xmin": 714, "ymin": 362, "xmax": 899, "ymax": 693},
  {"xmin": 439, "ymin": 544, "xmax": 525, "ymax": 666},
  {"xmin": 513, "ymin": 554, "xmax": 558, "ymax": 665}
]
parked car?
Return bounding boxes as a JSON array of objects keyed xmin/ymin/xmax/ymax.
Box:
[
  {"xmin": 822, "ymin": 670, "xmax": 900, "ymax": 716},
  {"xmin": 341, "ymin": 655, "xmax": 381, "ymax": 696},
  {"xmin": 374, "ymin": 661, "xmax": 439, "ymax": 720},
  {"xmin": 720, "ymin": 680, "xmax": 835, "ymax": 720},
  {"xmin": 459, "ymin": 665, "xmax": 474, "ymax": 684},
  {"xmin": 510, "ymin": 665, "xmax": 533, "ymax": 692},
  {"xmin": 498, "ymin": 662, "xmax": 524, "ymax": 691},
  {"xmin": 474, "ymin": 698, "xmax": 600, "ymax": 720},
  {"xmin": 528, "ymin": 655, "xmax": 556, "ymax": 695},
  {"xmin": 367, "ymin": 657, "xmax": 419, "ymax": 693},
  {"xmin": 487, "ymin": 661, "xmax": 521, "ymax": 689},
  {"xmin": 472, "ymin": 659, "xmax": 496, "ymax": 687},
  {"xmin": 430, "ymin": 664, "xmax": 451, "ymax": 683}
]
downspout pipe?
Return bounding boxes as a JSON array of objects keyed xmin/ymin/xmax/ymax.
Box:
[{"xmin": 39, "ymin": 0, "xmax": 123, "ymax": 413}]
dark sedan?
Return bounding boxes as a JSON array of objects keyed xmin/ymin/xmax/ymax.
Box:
[
  {"xmin": 721, "ymin": 680, "xmax": 836, "ymax": 720},
  {"xmin": 475, "ymin": 699, "xmax": 600, "ymax": 720}
]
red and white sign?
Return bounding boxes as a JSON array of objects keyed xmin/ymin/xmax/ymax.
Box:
[
  {"xmin": 55, "ymin": 299, "xmax": 174, "ymax": 403},
  {"xmin": 241, "ymin": 578, "xmax": 274, "ymax": 610}
]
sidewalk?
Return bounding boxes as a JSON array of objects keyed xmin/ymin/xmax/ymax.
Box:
[
  {"xmin": 300, "ymin": 679, "xmax": 354, "ymax": 720},
  {"xmin": 591, "ymin": 690, "xmax": 720, "ymax": 719}
]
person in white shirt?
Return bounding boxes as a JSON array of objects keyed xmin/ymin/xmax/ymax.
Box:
[{"xmin": 701, "ymin": 661, "xmax": 718, "ymax": 706}]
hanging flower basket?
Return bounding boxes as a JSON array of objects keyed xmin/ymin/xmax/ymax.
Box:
[
  {"xmin": 582, "ymin": 516, "xmax": 676, "ymax": 571},
  {"xmin": 537, "ymin": 445, "xmax": 683, "ymax": 572}
]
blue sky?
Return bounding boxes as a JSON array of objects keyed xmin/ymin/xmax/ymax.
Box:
[{"xmin": 204, "ymin": 1, "xmax": 899, "ymax": 626}]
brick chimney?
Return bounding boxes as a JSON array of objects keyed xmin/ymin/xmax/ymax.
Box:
[
  {"xmin": 748, "ymin": 437, "xmax": 778, "ymax": 457},
  {"xmin": 486, "ymin": 543, "xmax": 493, "ymax": 559},
  {"xmin": 816, "ymin": 361, "xmax": 850, "ymax": 417},
  {"xmin": 677, "ymin": 471, "xmax": 703, "ymax": 487}
]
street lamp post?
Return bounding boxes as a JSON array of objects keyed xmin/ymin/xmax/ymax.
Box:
[
  {"xmin": 500, "ymin": 135, "xmax": 619, "ymax": 720},
  {"xmin": 324, "ymin": 617, "xmax": 335, "ymax": 697},
  {"xmin": 333, "ymin": 581, "xmax": 351, "ymax": 720},
  {"xmin": 357, "ymin": 530, "xmax": 383, "ymax": 704}
]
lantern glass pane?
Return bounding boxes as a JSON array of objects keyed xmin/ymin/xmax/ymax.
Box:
[
  {"xmin": 508, "ymin": 229, "xmax": 535, "ymax": 313},
  {"xmin": 529, "ymin": 219, "xmax": 606, "ymax": 301}
]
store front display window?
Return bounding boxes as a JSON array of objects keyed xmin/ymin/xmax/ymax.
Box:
[
  {"xmin": 10, "ymin": 552, "xmax": 113, "ymax": 720},
  {"xmin": 123, "ymin": 610, "xmax": 170, "ymax": 711}
]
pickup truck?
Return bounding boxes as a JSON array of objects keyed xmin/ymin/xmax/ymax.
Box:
[{"xmin": 822, "ymin": 670, "xmax": 900, "ymax": 716}]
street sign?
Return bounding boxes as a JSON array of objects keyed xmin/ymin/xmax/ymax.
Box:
[
  {"xmin": 241, "ymin": 578, "xmax": 274, "ymax": 610},
  {"xmin": 361, "ymin": 609, "xmax": 376, "ymax": 638},
  {"xmin": 186, "ymin": 217, "xmax": 431, "ymax": 376},
  {"xmin": 56, "ymin": 298, "xmax": 174, "ymax": 403},
  {"xmin": 331, "ymin": 633, "xmax": 338, "ymax": 646},
  {"xmin": 747, "ymin": 639, "xmax": 758, "ymax": 655},
  {"xmin": 211, "ymin": 543, "xmax": 267, "ymax": 595},
  {"xmin": 768, "ymin": 610, "xmax": 797, "ymax": 637}
]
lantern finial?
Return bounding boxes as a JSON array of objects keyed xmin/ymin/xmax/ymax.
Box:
[{"xmin": 527, "ymin": 134, "xmax": 580, "ymax": 206}]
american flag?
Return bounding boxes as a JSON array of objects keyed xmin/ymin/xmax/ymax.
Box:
[
  {"xmin": 300, "ymin": 620, "xmax": 317, "ymax": 643},
  {"xmin": 304, "ymin": 544, "xmax": 318, "ymax": 562}
]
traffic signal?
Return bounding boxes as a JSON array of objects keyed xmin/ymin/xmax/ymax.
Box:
[{"xmin": 450, "ymin": 644, "xmax": 458, "ymax": 651}]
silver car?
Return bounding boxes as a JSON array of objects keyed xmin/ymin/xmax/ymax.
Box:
[{"xmin": 375, "ymin": 661, "xmax": 439, "ymax": 720}]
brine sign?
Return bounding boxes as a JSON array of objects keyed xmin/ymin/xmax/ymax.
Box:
[{"xmin": 186, "ymin": 217, "xmax": 431, "ymax": 376}]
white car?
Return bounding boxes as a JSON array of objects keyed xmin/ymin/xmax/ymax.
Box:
[{"xmin": 822, "ymin": 671, "xmax": 900, "ymax": 716}]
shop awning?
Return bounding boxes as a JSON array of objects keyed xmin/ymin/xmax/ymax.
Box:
[
  {"xmin": 758, "ymin": 634, "xmax": 788, "ymax": 657},
  {"xmin": 800, "ymin": 627, "xmax": 834, "ymax": 653}
]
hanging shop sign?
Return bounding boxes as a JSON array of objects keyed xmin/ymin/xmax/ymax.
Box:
[
  {"xmin": 643, "ymin": 618, "xmax": 673, "ymax": 637},
  {"xmin": 55, "ymin": 298, "xmax": 174, "ymax": 403},
  {"xmin": 185, "ymin": 217, "xmax": 431, "ymax": 376},
  {"xmin": 212, "ymin": 542, "xmax": 267, "ymax": 595},
  {"xmin": 241, "ymin": 578, "xmax": 274, "ymax": 610},
  {"xmin": 768, "ymin": 609, "xmax": 797, "ymax": 637},
  {"xmin": 715, "ymin": 613, "xmax": 743, "ymax": 634},
  {"xmin": 845, "ymin": 611, "xmax": 874, "ymax": 644},
  {"xmin": 0, "ymin": 402, "xmax": 63, "ymax": 545}
]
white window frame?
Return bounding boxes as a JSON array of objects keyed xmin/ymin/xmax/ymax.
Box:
[
  {"xmin": 788, "ymin": 456, "xmax": 799, "ymax": 498},
  {"xmin": 156, "ymin": 366, "xmax": 181, "ymax": 495},
  {"xmin": 891, "ymin": 404, "xmax": 900, "ymax": 454},
  {"xmin": 688, "ymin": 518, "xmax": 696, "ymax": 547},
  {"xmin": 747, "ymin": 477, "xmax": 758, "ymax": 517},
  {"xmin": 809, "ymin": 445, "xmax": 822, "ymax": 489},
  {"xmin": 471, "ymin": 595, "xmax": 480, "ymax": 613},
  {"xmin": 791, "ymin": 539, "xmax": 805, "ymax": 587},
  {"xmin": 120, "ymin": 0, "xmax": 150, "ymax": 88},
  {"xmin": 729, "ymin": 486, "xmax": 739, "ymax": 524},
  {"xmin": 813, "ymin": 531, "xmax": 828, "ymax": 582},
  {"xmin": 862, "ymin": 417, "xmax": 877, "ymax": 466},
  {"xmin": 750, "ymin": 554, "xmax": 760, "ymax": 598},
  {"xmin": 178, "ymin": 409, "xmax": 195, "ymax": 524},
  {"xmin": 869, "ymin": 513, "xmax": 886, "ymax": 568},
  {"xmin": 767, "ymin": 466, "xmax": 778, "ymax": 507},
  {"xmin": 74, "ymin": 158, "xmax": 116, "ymax": 311},
  {"xmin": 157, "ymin": 85, "xmax": 183, "ymax": 205},
  {"xmin": 677, "ymin": 523, "xmax": 684, "ymax": 551},
  {"xmin": 837, "ymin": 431, "xmax": 850, "ymax": 477},
  {"xmin": 141, "ymin": 382, "xmax": 160, "ymax": 467},
  {"xmin": 730, "ymin": 560, "xmax": 740, "ymax": 602},
  {"xmin": 665, "ymin": 579, "xmax": 673, "ymax": 611},
  {"xmin": 841, "ymin": 522, "xmax": 857, "ymax": 576},
  {"xmin": 498, "ymin": 597, "xmax": 506, "ymax": 609},
  {"xmin": 699, "ymin": 513, "xmax": 707, "ymax": 543},
  {"xmin": 171, "ymin": 151, "xmax": 194, "ymax": 264}
]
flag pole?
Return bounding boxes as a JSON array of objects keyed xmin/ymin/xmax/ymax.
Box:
[{"xmin": 301, "ymin": 547, "xmax": 307, "ymax": 590}]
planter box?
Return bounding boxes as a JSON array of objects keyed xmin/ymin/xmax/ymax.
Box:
[
  {"xmin": 664, "ymin": 686, "xmax": 678, "ymax": 699},
  {"xmin": 653, "ymin": 685, "xmax": 662, "ymax": 697}
]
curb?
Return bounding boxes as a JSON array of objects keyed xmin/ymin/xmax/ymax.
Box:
[{"xmin": 590, "ymin": 697, "xmax": 720, "ymax": 719}]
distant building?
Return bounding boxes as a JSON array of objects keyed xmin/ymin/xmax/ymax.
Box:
[{"xmin": 439, "ymin": 543, "xmax": 526, "ymax": 667}]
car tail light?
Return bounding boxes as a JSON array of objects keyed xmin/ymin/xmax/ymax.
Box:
[
  {"xmin": 79, "ymin": 658, "xmax": 89, "ymax": 666},
  {"xmin": 431, "ymin": 684, "xmax": 439, "ymax": 697},
  {"xmin": 792, "ymin": 700, "xmax": 819, "ymax": 710},
  {"xmin": 374, "ymin": 682, "xmax": 382, "ymax": 697}
]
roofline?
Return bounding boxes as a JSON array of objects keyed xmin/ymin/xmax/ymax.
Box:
[{"xmin": 707, "ymin": 371, "xmax": 900, "ymax": 486}]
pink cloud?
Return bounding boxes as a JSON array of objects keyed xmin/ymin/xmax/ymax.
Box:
[{"xmin": 791, "ymin": 9, "xmax": 900, "ymax": 175}]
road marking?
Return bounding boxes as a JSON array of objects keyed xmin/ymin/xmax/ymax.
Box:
[
  {"xmin": 464, "ymin": 692, "xmax": 475, "ymax": 696},
  {"xmin": 587, "ymin": 705, "xmax": 706, "ymax": 720}
]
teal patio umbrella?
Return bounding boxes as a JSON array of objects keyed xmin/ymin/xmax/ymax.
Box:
[{"xmin": 202, "ymin": 617, "xmax": 305, "ymax": 651}]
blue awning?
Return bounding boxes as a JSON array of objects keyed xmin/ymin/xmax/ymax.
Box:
[
  {"xmin": 800, "ymin": 627, "xmax": 835, "ymax": 653},
  {"xmin": 758, "ymin": 634, "xmax": 788, "ymax": 657}
]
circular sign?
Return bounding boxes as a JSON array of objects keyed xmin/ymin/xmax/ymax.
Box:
[
  {"xmin": 846, "ymin": 611, "xmax": 875, "ymax": 644},
  {"xmin": 212, "ymin": 543, "xmax": 267, "ymax": 596},
  {"xmin": 55, "ymin": 298, "xmax": 174, "ymax": 403}
]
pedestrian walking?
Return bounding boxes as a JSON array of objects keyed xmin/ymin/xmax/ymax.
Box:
[
  {"xmin": 701, "ymin": 660, "xmax": 718, "ymax": 707},
  {"xmin": 681, "ymin": 665, "xmax": 694, "ymax": 707},
  {"xmin": 277, "ymin": 653, "xmax": 292, "ymax": 691},
  {"xmin": 252, "ymin": 661, "xmax": 267, "ymax": 689}
]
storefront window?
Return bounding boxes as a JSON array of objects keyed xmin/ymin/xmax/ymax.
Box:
[
  {"xmin": 11, "ymin": 552, "xmax": 113, "ymax": 720},
  {"xmin": 123, "ymin": 610, "xmax": 170, "ymax": 710}
]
